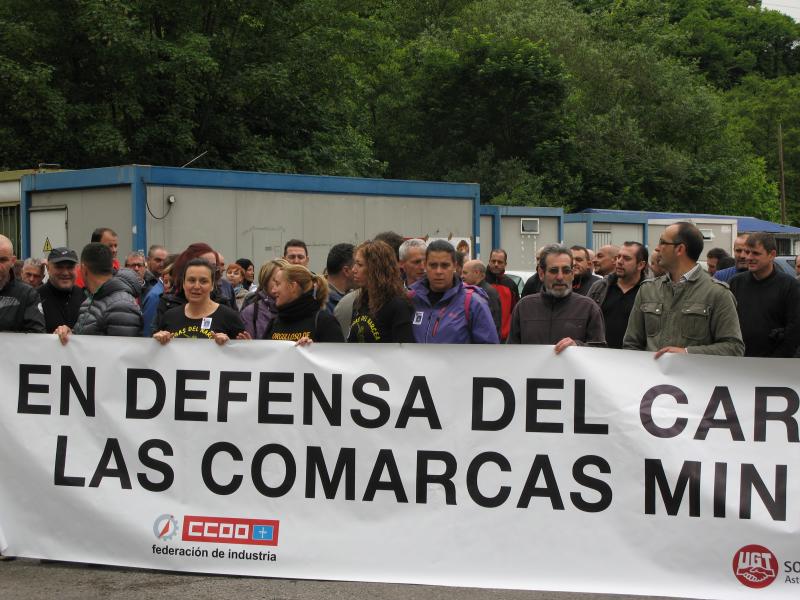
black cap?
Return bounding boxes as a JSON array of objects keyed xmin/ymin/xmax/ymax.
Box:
[{"xmin": 48, "ymin": 247, "xmax": 79, "ymax": 264}]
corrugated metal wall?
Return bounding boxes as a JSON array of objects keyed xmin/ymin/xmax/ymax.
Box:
[{"xmin": 0, "ymin": 205, "xmax": 20, "ymax": 252}]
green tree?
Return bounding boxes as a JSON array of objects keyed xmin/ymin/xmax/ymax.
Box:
[
  {"xmin": 457, "ymin": 0, "xmax": 777, "ymax": 215},
  {"xmin": 0, "ymin": 0, "xmax": 387, "ymax": 175},
  {"xmin": 572, "ymin": 0, "xmax": 800, "ymax": 88},
  {"xmin": 728, "ymin": 74, "xmax": 800, "ymax": 223},
  {"xmin": 374, "ymin": 28, "xmax": 571, "ymax": 203}
]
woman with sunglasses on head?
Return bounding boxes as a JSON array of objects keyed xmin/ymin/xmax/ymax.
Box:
[
  {"xmin": 153, "ymin": 258, "xmax": 244, "ymax": 345},
  {"xmin": 264, "ymin": 263, "xmax": 344, "ymax": 344},
  {"xmin": 347, "ymin": 240, "xmax": 415, "ymax": 343}
]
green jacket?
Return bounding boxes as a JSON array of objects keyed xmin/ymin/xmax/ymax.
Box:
[{"xmin": 622, "ymin": 267, "xmax": 744, "ymax": 356}]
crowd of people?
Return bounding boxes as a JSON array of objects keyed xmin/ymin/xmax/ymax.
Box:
[{"xmin": 1, "ymin": 221, "xmax": 799, "ymax": 358}]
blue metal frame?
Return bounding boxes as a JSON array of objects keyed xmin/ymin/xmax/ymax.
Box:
[
  {"xmin": 20, "ymin": 165, "xmax": 481, "ymax": 257},
  {"xmin": 564, "ymin": 212, "xmax": 649, "ymax": 249},
  {"xmin": 580, "ymin": 208, "xmax": 800, "ymax": 236},
  {"xmin": 479, "ymin": 205, "xmax": 565, "ymax": 251}
]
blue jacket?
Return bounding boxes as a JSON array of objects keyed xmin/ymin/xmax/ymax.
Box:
[
  {"xmin": 713, "ymin": 266, "xmax": 746, "ymax": 283},
  {"xmin": 141, "ymin": 279, "xmax": 164, "ymax": 337},
  {"xmin": 408, "ymin": 277, "xmax": 500, "ymax": 344}
]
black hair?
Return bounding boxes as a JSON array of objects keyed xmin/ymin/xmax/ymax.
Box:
[
  {"xmin": 283, "ymin": 239, "xmax": 308, "ymax": 256},
  {"xmin": 623, "ymin": 241, "xmax": 648, "ymax": 265},
  {"xmin": 80, "ymin": 243, "xmax": 113, "ymax": 275},
  {"xmin": 183, "ymin": 257, "xmax": 216, "ymax": 280},
  {"xmin": 717, "ymin": 256, "xmax": 736, "ymax": 270},
  {"xmin": 706, "ymin": 247, "xmax": 729, "ymax": 261},
  {"xmin": 673, "ymin": 222, "xmax": 705, "ymax": 262},
  {"xmin": 326, "ymin": 243, "xmax": 355, "ymax": 275},
  {"xmin": 490, "ymin": 248, "xmax": 508, "ymax": 261},
  {"xmin": 91, "ymin": 227, "xmax": 117, "ymax": 243},
  {"xmin": 746, "ymin": 232, "xmax": 777, "ymax": 254},
  {"xmin": 426, "ymin": 239, "xmax": 456, "ymax": 262},
  {"xmin": 373, "ymin": 231, "xmax": 404, "ymax": 261}
]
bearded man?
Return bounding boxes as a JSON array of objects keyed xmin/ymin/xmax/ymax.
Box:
[{"xmin": 507, "ymin": 244, "xmax": 606, "ymax": 352}]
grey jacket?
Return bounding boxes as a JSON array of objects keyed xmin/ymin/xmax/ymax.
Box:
[
  {"xmin": 73, "ymin": 268, "xmax": 143, "ymax": 336},
  {"xmin": 622, "ymin": 267, "xmax": 744, "ymax": 356},
  {"xmin": 587, "ymin": 275, "xmax": 614, "ymax": 307}
]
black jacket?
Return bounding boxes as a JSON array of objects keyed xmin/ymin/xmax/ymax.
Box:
[
  {"xmin": 729, "ymin": 268, "xmax": 800, "ymax": 357},
  {"xmin": 0, "ymin": 273, "xmax": 45, "ymax": 333},
  {"xmin": 265, "ymin": 292, "xmax": 344, "ymax": 342},
  {"xmin": 38, "ymin": 281, "xmax": 85, "ymax": 332}
]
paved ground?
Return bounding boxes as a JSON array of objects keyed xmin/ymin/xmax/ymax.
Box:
[{"xmin": 0, "ymin": 558, "xmax": 702, "ymax": 600}]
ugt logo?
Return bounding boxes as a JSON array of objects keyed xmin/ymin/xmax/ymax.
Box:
[{"xmin": 733, "ymin": 544, "xmax": 778, "ymax": 589}]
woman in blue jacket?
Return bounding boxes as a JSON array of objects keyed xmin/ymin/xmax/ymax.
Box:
[{"xmin": 408, "ymin": 240, "xmax": 499, "ymax": 344}]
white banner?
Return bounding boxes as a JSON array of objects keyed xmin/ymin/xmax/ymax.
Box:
[{"xmin": 0, "ymin": 333, "xmax": 798, "ymax": 598}]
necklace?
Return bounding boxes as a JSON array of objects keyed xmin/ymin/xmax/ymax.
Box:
[{"xmin": 185, "ymin": 300, "xmax": 217, "ymax": 320}]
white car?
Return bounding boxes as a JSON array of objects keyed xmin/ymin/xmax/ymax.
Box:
[{"xmin": 504, "ymin": 270, "xmax": 536, "ymax": 296}]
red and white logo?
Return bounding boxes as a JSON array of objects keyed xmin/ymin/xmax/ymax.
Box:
[
  {"xmin": 181, "ymin": 515, "xmax": 279, "ymax": 546},
  {"xmin": 733, "ymin": 544, "xmax": 779, "ymax": 588}
]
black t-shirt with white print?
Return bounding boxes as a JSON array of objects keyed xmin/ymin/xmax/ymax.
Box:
[{"xmin": 157, "ymin": 304, "xmax": 245, "ymax": 339}]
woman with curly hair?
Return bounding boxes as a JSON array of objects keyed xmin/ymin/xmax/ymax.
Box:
[{"xmin": 348, "ymin": 239, "xmax": 415, "ymax": 343}]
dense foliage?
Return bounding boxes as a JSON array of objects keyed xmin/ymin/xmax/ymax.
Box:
[{"xmin": 1, "ymin": 0, "xmax": 797, "ymax": 222}]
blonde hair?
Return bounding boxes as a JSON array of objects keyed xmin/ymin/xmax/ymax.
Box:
[
  {"xmin": 280, "ymin": 263, "xmax": 328, "ymax": 309},
  {"xmin": 257, "ymin": 259, "xmax": 285, "ymax": 291}
]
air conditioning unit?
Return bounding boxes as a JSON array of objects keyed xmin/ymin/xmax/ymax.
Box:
[{"xmin": 520, "ymin": 218, "xmax": 540, "ymax": 235}]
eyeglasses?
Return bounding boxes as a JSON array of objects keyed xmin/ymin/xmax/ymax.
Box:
[
  {"xmin": 546, "ymin": 266, "xmax": 573, "ymax": 275},
  {"xmin": 658, "ymin": 238, "xmax": 683, "ymax": 247}
]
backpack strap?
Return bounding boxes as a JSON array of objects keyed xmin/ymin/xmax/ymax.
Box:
[
  {"xmin": 312, "ymin": 310, "xmax": 321, "ymax": 341},
  {"xmin": 464, "ymin": 287, "xmax": 474, "ymax": 324},
  {"xmin": 464, "ymin": 286, "xmax": 474, "ymax": 343},
  {"xmin": 252, "ymin": 298, "xmax": 260, "ymax": 334}
]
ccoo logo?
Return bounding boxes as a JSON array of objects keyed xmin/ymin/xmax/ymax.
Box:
[
  {"xmin": 733, "ymin": 544, "xmax": 779, "ymax": 589},
  {"xmin": 153, "ymin": 514, "xmax": 180, "ymax": 541}
]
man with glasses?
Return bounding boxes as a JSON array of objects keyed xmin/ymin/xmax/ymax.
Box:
[
  {"xmin": 623, "ymin": 222, "xmax": 743, "ymax": 357},
  {"xmin": 508, "ymin": 244, "xmax": 605, "ymax": 352},
  {"xmin": 124, "ymin": 251, "xmax": 147, "ymax": 283}
]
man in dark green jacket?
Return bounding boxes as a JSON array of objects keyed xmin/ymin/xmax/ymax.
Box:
[{"xmin": 623, "ymin": 222, "xmax": 744, "ymax": 358}]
